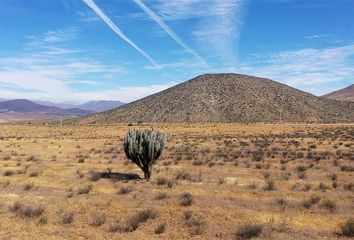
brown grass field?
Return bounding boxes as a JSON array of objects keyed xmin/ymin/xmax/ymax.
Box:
[{"xmin": 0, "ymin": 123, "xmax": 353, "ymax": 239}]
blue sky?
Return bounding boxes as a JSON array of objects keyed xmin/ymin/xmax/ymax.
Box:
[{"xmin": 0, "ymin": 0, "xmax": 353, "ymax": 103}]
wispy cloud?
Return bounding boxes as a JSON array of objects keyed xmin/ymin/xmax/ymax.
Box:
[
  {"xmin": 305, "ymin": 34, "xmax": 331, "ymax": 39},
  {"xmin": 27, "ymin": 28, "xmax": 78, "ymax": 46},
  {"xmin": 0, "ymin": 82, "xmax": 175, "ymax": 103},
  {"xmin": 193, "ymin": 0, "xmax": 246, "ymax": 65},
  {"xmin": 77, "ymin": 10, "xmax": 100, "ymax": 22},
  {"xmin": 0, "ymin": 25, "xmax": 175, "ymax": 103},
  {"xmin": 133, "ymin": 0, "xmax": 209, "ymax": 68},
  {"xmin": 154, "ymin": 0, "xmax": 247, "ymax": 67},
  {"xmin": 82, "ymin": 0, "xmax": 160, "ymax": 68},
  {"xmin": 240, "ymin": 44, "xmax": 354, "ymax": 95}
]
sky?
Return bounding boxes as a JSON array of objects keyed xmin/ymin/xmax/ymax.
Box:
[{"xmin": 0, "ymin": 0, "xmax": 353, "ymax": 103}]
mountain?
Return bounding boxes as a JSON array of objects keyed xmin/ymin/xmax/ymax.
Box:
[
  {"xmin": 34, "ymin": 100, "xmax": 76, "ymax": 109},
  {"xmin": 0, "ymin": 99, "xmax": 93, "ymax": 123},
  {"xmin": 78, "ymin": 100, "xmax": 125, "ymax": 112},
  {"xmin": 71, "ymin": 73, "xmax": 354, "ymax": 124},
  {"xmin": 322, "ymin": 84, "xmax": 354, "ymax": 102}
]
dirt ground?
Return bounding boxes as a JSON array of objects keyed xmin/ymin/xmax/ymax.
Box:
[{"xmin": 0, "ymin": 123, "xmax": 353, "ymax": 239}]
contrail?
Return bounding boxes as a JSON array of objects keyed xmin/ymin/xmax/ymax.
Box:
[
  {"xmin": 82, "ymin": 0, "xmax": 160, "ymax": 68},
  {"xmin": 133, "ymin": 0, "xmax": 209, "ymax": 68}
]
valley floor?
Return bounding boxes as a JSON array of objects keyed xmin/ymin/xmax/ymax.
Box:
[{"xmin": 0, "ymin": 123, "xmax": 353, "ymax": 239}]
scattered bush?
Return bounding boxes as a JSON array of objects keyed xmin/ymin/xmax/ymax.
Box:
[
  {"xmin": 117, "ymin": 186, "xmax": 133, "ymax": 195},
  {"xmin": 174, "ymin": 170, "xmax": 192, "ymax": 181},
  {"xmin": 29, "ymin": 171, "xmax": 39, "ymax": 177},
  {"xmin": 27, "ymin": 155, "xmax": 40, "ymax": 162},
  {"xmin": 10, "ymin": 201, "xmax": 44, "ymax": 218},
  {"xmin": 186, "ymin": 215, "xmax": 205, "ymax": 235},
  {"xmin": 23, "ymin": 183, "xmax": 34, "ymax": 191},
  {"xmin": 264, "ymin": 179, "xmax": 276, "ymax": 191},
  {"xmin": 180, "ymin": 192, "xmax": 194, "ymax": 206},
  {"xmin": 77, "ymin": 184, "xmax": 93, "ymax": 195},
  {"xmin": 109, "ymin": 221, "xmax": 125, "ymax": 233},
  {"xmin": 321, "ymin": 199, "xmax": 336, "ymax": 212},
  {"xmin": 154, "ymin": 192, "xmax": 168, "ymax": 200},
  {"xmin": 339, "ymin": 218, "xmax": 354, "ymax": 237},
  {"xmin": 127, "ymin": 208, "xmax": 157, "ymax": 232},
  {"xmin": 4, "ymin": 170, "xmax": 14, "ymax": 176},
  {"xmin": 155, "ymin": 223, "xmax": 166, "ymax": 234},
  {"xmin": 60, "ymin": 211, "xmax": 74, "ymax": 224},
  {"xmin": 89, "ymin": 212, "xmax": 106, "ymax": 227},
  {"xmin": 236, "ymin": 223, "xmax": 263, "ymax": 239},
  {"xmin": 38, "ymin": 216, "xmax": 48, "ymax": 224}
]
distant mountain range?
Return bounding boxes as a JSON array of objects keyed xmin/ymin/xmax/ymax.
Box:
[
  {"xmin": 33, "ymin": 100, "xmax": 125, "ymax": 112},
  {"xmin": 34, "ymin": 100, "xmax": 76, "ymax": 109},
  {"xmin": 322, "ymin": 84, "xmax": 354, "ymax": 102},
  {"xmin": 78, "ymin": 100, "xmax": 125, "ymax": 112},
  {"xmin": 0, "ymin": 99, "xmax": 124, "ymax": 123},
  {"xmin": 72, "ymin": 73, "xmax": 354, "ymax": 124}
]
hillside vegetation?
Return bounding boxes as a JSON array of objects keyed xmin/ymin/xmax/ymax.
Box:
[
  {"xmin": 323, "ymin": 84, "xmax": 354, "ymax": 102},
  {"xmin": 73, "ymin": 74, "xmax": 354, "ymax": 124}
]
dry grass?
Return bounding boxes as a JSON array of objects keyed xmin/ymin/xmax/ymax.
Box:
[{"xmin": 0, "ymin": 123, "xmax": 353, "ymax": 239}]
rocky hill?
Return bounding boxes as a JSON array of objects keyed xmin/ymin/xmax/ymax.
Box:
[
  {"xmin": 71, "ymin": 74, "xmax": 354, "ymax": 124},
  {"xmin": 323, "ymin": 84, "xmax": 354, "ymax": 102}
]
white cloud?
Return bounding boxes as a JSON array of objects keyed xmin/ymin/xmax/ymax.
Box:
[
  {"xmin": 27, "ymin": 28, "xmax": 78, "ymax": 46},
  {"xmin": 0, "ymin": 70, "xmax": 68, "ymax": 93},
  {"xmin": 192, "ymin": 0, "xmax": 246, "ymax": 65},
  {"xmin": 239, "ymin": 44, "xmax": 354, "ymax": 95},
  {"xmin": 0, "ymin": 24, "xmax": 171, "ymax": 103},
  {"xmin": 82, "ymin": 0, "xmax": 160, "ymax": 68},
  {"xmin": 305, "ymin": 34, "xmax": 331, "ymax": 39},
  {"xmin": 154, "ymin": 0, "xmax": 247, "ymax": 66},
  {"xmin": 77, "ymin": 10, "xmax": 100, "ymax": 22},
  {"xmin": 0, "ymin": 82, "xmax": 176, "ymax": 103},
  {"xmin": 154, "ymin": 0, "xmax": 216, "ymax": 21},
  {"xmin": 133, "ymin": 0, "xmax": 209, "ymax": 68}
]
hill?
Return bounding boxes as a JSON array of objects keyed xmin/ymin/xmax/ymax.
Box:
[
  {"xmin": 34, "ymin": 100, "xmax": 76, "ymax": 109},
  {"xmin": 78, "ymin": 100, "xmax": 125, "ymax": 112},
  {"xmin": 322, "ymin": 84, "xmax": 354, "ymax": 102},
  {"xmin": 70, "ymin": 73, "xmax": 354, "ymax": 124},
  {"xmin": 0, "ymin": 99, "xmax": 93, "ymax": 123}
]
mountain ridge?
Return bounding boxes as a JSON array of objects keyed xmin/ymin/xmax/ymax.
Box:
[
  {"xmin": 0, "ymin": 99, "xmax": 94, "ymax": 123},
  {"xmin": 323, "ymin": 84, "xmax": 354, "ymax": 102},
  {"xmin": 70, "ymin": 73, "xmax": 354, "ymax": 124},
  {"xmin": 78, "ymin": 100, "xmax": 125, "ymax": 112}
]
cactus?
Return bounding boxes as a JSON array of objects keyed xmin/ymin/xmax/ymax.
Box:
[{"xmin": 123, "ymin": 129, "xmax": 167, "ymax": 180}]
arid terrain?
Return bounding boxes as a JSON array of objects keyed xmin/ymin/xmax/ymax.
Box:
[
  {"xmin": 0, "ymin": 123, "xmax": 353, "ymax": 239},
  {"xmin": 74, "ymin": 74, "xmax": 354, "ymax": 124},
  {"xmin": 323, "ymin": 84, "xmax": 354, "ymax": 102}
]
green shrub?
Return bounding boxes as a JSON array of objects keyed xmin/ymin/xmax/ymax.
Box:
[{"xmin": 339, "ymin": 218, "xmax": 354, "ymax": 237}]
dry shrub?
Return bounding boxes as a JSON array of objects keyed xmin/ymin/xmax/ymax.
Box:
[
  {"xmin": 89, "ymin": 212, "xmax": 106, "ymax": 227},
  {"xmin": 180, "ymin": 192, "xmax": 194, "ymax": 206},
  {"xmin": 126, "ymin": 208, "xmax": 157, "ymax": 232},
  {"xmin": 236, "ymin": 223, "xmax": 263, "ymax": 239}
]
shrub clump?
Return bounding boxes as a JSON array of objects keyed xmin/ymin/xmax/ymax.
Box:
[
  {"xmin": 126, "ymin": 208, "xmax": 157, "ymax": 232},
  {"xmin": 339, "ymin": 218, "xmax": 354, "ymax": 237},
  {"xmin": 89, "ymin": 212, "xmax": 106, "ymax": 227},
  {"xmin": 77, "ymin": 184, "xmax": 93, "ymax": 195},
  {"xmin": 60, "ymin": 211, "xmax": 74, "ymax": 224},
  {"xmin": 321, "ymin": 199, "xmax": 336, "ymax": 212},
  {"xmin": 117, "ymin": 186, "xmax": 133, "ymax": 195},
  {"xmin": 180, "ymin": 192, "xmax": 194, "ymax": 206},
  {"xmin": 236, "ymin": 223, "xmax": 263, "ymax": 239},
  {"xmin": 154, "ymin": 223, "xmax": 166, "ymax": 234},
  {"xmin": 9, "ymin": 201, "xmax": 44, "ymax": 218}
]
